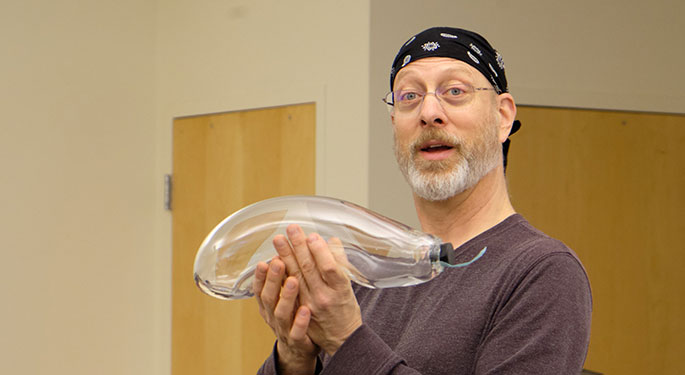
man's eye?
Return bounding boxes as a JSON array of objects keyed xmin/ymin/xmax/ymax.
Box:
[
  {"xmin": 399, "ymin": 92, "xmax": 420, "ymax": 101},
  {"xmin": 445, "ymin": 87, "xmax": 465, "ymax": 96}
]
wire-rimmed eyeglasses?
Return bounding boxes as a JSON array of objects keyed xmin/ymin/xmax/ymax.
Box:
[{"xmin": 382, "ymin": 84, "xmax": 496, "ymax": 113}]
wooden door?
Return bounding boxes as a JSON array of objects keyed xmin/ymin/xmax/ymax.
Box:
[
  {"xmin": 507, "ymin": 106, "xmax": 685, "ymax": 375},
  {"xmin": 171, "ymin": 103, "xmax": 315, "ymax": 375}
]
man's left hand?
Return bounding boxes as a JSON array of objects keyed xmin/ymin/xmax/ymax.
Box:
[{"xmin": 272, "ymin": 224, "xmax": 363, "ymax": 356}]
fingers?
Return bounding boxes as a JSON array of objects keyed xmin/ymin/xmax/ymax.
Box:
[
  {"xmin": 253, "ymin": 261, "xmax": 269, "ymax": 310},
  {"xmin": 268, "ymin": 227, "xmax": 362, "ymax": 358},
  {"xmin": 277, "ymin": 225, "xmax": 348, "ymax": 289},
  {"xmin": 259, "ymin": 258, "xmax": 286, "ymax": 311},
  {"xmin": 290, "ymin": 305, "xmax": 312, "ymax": 342},
  {"xmin": 285, "ymin": 224, "xmax": 326, "ymax": 289},
  {"xmin": 254, "ymin": 254, "xmax": 320, "ymax": 367},
  {"xmin": 273, "ymin": 277, "xmax": 299, "ymax": 328},
  {"xmin": 273, "ymin": 234, "xmax": 303, "ymax": 279},
  {"xmin": 307, "ymin": 233, "xmax": 349, "ymax": 287}
]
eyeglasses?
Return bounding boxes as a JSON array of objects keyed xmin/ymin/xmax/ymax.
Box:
[{"xmin": 382, "ymin": 84, "xmax": 496, "ymax": 113}]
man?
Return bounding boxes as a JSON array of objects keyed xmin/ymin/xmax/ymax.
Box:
[{"xmin": 254, "ymin": 27, "xmax": 592, "ymax": 374}]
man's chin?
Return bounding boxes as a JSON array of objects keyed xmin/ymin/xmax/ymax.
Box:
[{"xmin": 412, "ymin": 156, "xmax": 460, "ymax": 174}]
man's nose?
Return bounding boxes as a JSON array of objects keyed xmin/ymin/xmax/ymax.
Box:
[{"xmin": 419, "ymin": 93, "xmax": 447, "ymax": 127}]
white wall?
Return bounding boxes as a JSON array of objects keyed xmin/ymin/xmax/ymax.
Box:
[
  {"xmin": 368, "ymin": 0, "xmax": 685, "ymax": 228},
  {"xmin": 0, "ymin": 0, "xmax": 158, "ymax": 374}
]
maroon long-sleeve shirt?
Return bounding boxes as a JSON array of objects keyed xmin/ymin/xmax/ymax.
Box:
[{"xmin": 259, "ymin": 214, "xmax": 592, "ymax": 374}]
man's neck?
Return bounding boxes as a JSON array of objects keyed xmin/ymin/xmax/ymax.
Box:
[{"xmin": 413, "ymin": 166, "xmax": 515, "ymax": 249}]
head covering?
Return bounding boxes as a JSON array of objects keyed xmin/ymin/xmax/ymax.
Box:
[
  {"xmin": 390, "ymin": 26, "xmax": 508, "ymax": 93},
  {"xmin": 389, "ymin": 26, "xmax": 521, "ymax": 171}
]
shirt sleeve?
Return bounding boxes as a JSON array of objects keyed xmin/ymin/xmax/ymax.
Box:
[
  {"xmin": 473, "ymin": 253, "xmax": 592, "ymax": 375},
  {"xmin": 256, "ymin": 342, "xmax": 278, "ymax": 375},
  {"xmin": 320, "ymin": 324, "xmax": 422, "ymax": 375},
  {"xmin": 257, "ymin": 342, "xmax": 324, "ymax": 375}
]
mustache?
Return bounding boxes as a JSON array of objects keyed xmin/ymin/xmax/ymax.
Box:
[{"xmin": 409, "ymin": 129, "xmax": 462, "ymax": 153}]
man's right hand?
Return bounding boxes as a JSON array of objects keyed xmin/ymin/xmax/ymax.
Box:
[{"xmin": 254, "ymin": 258, "xmax": 319, "ymax": 375}]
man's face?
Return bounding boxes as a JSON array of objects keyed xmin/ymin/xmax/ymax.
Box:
[{"xmin": 391, "ymin": 57, "xmax": 507, "ymax": 201}]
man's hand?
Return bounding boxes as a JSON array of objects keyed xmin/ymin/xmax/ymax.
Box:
[
  {"xmin": 253, "ymin": 258, "xmax": 319, "ymax": 375},
  {"xmin": 273, "ymin": 224, "xmax": 363, "ymax": 356}
]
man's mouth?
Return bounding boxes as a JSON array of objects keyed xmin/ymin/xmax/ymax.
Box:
[
  {"xmin": 417, "ymin": 140, "xmax": 455, "ymax": 160},
  {"xmin": 421, "ymin": 144, "xmax": 454, "ymax": 152},
  {"xmin": 418, "ymin": 140, "xmax": 455, "ymax": 152}
]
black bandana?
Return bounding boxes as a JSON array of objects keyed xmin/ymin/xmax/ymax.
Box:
[
  {"xmin": 389, "ymin": 26, "xmax": 520, "ymax": 170},
  {"xmin": 390, "ymin": 27, "xmax": 508, "ymax": 93}
]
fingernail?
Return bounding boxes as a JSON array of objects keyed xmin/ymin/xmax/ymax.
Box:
[
  {"xmin": 271, "ymin": 263, "xmax": 281, "ymax": 272},
  {"xmin": 286, "ymin": 279, "xmax": 296, "ymax": 289},
  {"xmin": 298, "ymin": 308, "xmax": 308, "ymax": 317},
  {"xmin": 287, "ymin": 225, "xmax": 297, "ymax": 235},
  {"xmin": 307, "ymin": 233, "xmax": 318, "ymax": 243}
]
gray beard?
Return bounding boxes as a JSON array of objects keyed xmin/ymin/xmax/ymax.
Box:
[
  {"xmin": 405, "ymin": 156, "xmax": 470, "ymax": 201},
  {"xmin": 394, "ymin": 126, "xmax": 501, "ymax": 202}
]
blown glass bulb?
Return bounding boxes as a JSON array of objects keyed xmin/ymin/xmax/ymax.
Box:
[{"xmin": 194, "ymin": 195, "xmax": 484, "ymax": 300}]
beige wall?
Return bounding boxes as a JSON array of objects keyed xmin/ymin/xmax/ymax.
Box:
[
  {"xmin": 368, "ymin": 0, "xmax": 685, "ymax": 228},
  {"xmin": 0, "ymin": 0, "xmax": 158, "ymax": 374}
]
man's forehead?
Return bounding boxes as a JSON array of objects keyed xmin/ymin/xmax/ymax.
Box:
[{"xmin": 394, "ymin": 57, "xmax": 481, "ymax": 84}]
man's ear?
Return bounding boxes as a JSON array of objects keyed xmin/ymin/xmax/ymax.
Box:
[{"xmin": 497, "ymin": 93, "xmax": 517, "ymax": 143}]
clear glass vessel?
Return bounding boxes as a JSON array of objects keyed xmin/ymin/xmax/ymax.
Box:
[{"xmin": 194, "ymin": 195, "xmax": 483, "ymax": 300}]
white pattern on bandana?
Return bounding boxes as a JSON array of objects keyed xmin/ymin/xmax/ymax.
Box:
[
  {"xmin": 402, "ymin": 55, "xmax": 412, "ymax": 67},
  {"xmin": 467, "ymin": 51, "xmax": 480, "ymax": 64},
  {"xmin": 470, "ymin": 43, "xmax": 483, "ymax": 56},
  {"xmin": 496, "ymin": 51, "xmax": 505, "ymax": 69},
  {"xmin": 440, "ymin": 33, "xmax": 458, "ymax": 39},
  {"xmin": 488, "ymin": 63, "xmax": 499, "ymax": 77},
  {"xmin": 422, "ymin": 42, "xmax": 440, "ymax": 51}
]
